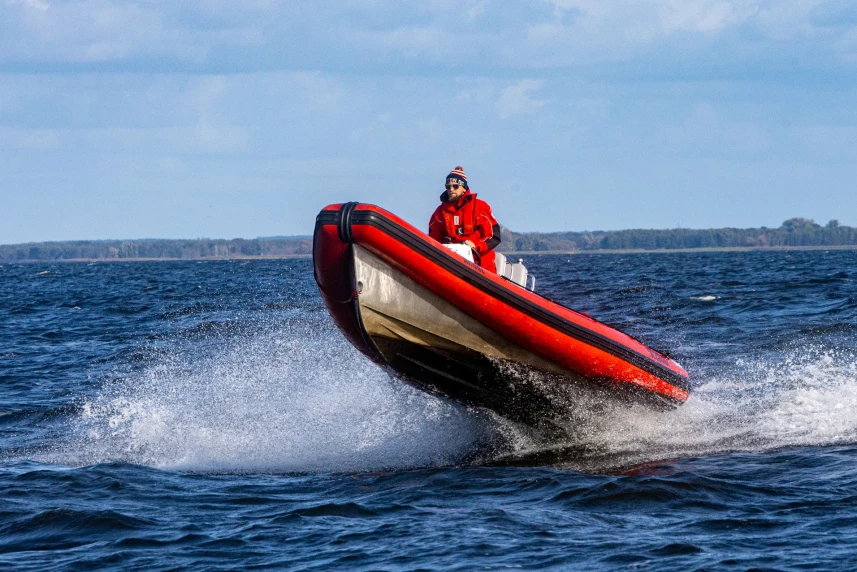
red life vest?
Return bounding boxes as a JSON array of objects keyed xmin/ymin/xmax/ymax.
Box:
[
  {"xmin": 442, "ymin": 196, "xmax": 477, "ymax": 239},
  {"xmin": 428, "ymin": 190, "xmax": 499, "ymax": 272}
]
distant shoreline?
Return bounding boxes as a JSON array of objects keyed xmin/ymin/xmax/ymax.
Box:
[
  {"xmin": 509, "ymin": 244, "xmax": 857, "ymax": 255},
  {"xmin": 5, "ymin": 243, "xmax": 857, "ymax": 263},
  {"xmin": 4, "ymin": 217, "xmax": 855, "ymax": 262},
  {"xmin": 4, "ymin": 218, "xmax": 856, "ymax": 262}
]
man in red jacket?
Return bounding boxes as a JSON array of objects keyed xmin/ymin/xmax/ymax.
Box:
[{"xmin": 429, "ymin": 166, "xmax": 501, "ymax": 272}]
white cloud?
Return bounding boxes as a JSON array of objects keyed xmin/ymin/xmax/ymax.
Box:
[
  {"xmin": 496, "ymin": 79, "xmax": 546, "ymax": 119},
  {"xmin": 6, "ymin": 0, "xmax": 49, "ymax": 12},
  {"xmin": 356, "ymin": 26, "xmax": 454, "ymax": 59},
  {"xmin": 0, "ymin": 1, "xmax": 267, "ymax": 63},
  {"xmin": 545, "ymin": 0, "xmax": 821, "ymax": 36},
  {"xmin": 657, "ymin": 1, "xmax": 744, "ymax": 33},
  {"xmin": 0, "ymin": 0, "xmax": 854, "ymax": 73},
  {"xmin": 519, "ymin": 0, "xmax": 846, "ymax": 67},
  {"xmin": 424, "ymin": 0, "xmax": 490, "ymax": 18}
]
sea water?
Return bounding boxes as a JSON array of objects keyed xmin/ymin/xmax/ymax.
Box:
[{"xmin": 1, "ymin": 251, "xmax": 856, "ymax": 570}]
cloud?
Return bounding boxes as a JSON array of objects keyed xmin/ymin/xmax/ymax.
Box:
[
  {"xmin": 545, "ymin": 0, "xmax": 817, "ymax": 36},
  {"xmin": 810, "ymin": 0, "xmax": 857, "ymax": 26},
  {"xmin": 355, "ymin": 26, "xmax": 454, "ymax": 60},
  {"xmin": 510, "ymin": 0, "xmax": 857, "ymax": 69},
  {"xmin": 7, "ymin": 0, "xmax": 49, "ymax": 12},
  {"xmin": 496, "ymin": 79, "xmax": 546, "ymax": 119},
  {"xmin": 0, "ymin": 1, "xmax": 268, "ymax": 64},
  {"xmin": 0, "ymin": 0, "xmax": 854, "ymax": 76},
  {"xmin": 1, "ymin": 0, "xmax": 856, "ymax": 241}
]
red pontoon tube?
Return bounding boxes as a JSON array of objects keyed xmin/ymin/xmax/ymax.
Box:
[{"xmin": 313, "ymin": 202, "xmax": 690, "ymax": 429}]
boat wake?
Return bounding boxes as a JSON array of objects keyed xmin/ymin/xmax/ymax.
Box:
[
  {"xmin": 41, "ymin": 319, "xmax": 857, "ymax": 474},
  {"xmin": 491, "ymin": 345, "xmax": 857, "ymax": 472}
]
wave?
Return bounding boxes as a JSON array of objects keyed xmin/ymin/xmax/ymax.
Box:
[
  {"xmin": 43, "ymin": 320, "xmax": 494, "ymax": 473},
  {"xmin": 493, "ymin": 345, "xmax": 857, "ymax": 472},
  {"xmin": 37, "ymin": 312, "xmax": 857, "ymax": 475}
]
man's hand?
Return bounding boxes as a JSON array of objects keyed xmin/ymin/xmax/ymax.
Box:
[{"xmin": 464, "ymin": 240, "xmax": 476, "ymax": 249}]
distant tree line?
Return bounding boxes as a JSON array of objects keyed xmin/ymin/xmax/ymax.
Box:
[
  {"xmin": 500, "ymin": 218, "xmax": 857, "ymax": 252},
  {"xmin": 2, "ymin": 218, "xmax": 855, "ymax": 261},
  {"xmin": 0, "ymin": 237, "xmax": 312, "ymax": 262}
]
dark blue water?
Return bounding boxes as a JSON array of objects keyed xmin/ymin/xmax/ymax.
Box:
[{"xmin": 2, "ymin": 251, "xmax": 856, "ymax": 570}]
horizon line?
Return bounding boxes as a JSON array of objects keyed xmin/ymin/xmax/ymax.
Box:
[{"xmin": 1, "ymin": 218, "xmax": 847, "ymax": 248}]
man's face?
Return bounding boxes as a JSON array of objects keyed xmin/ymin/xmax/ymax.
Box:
[{"xmin": 445, "ymin": 181, "xmax": 466, "ymax": 200}]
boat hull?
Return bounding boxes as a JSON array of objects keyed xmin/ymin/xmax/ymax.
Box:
[{"xmin": 313, "ymin": 202, "xmax": 690, "ymax": 428}]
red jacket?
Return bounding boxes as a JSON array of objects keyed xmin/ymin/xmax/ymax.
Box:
[{"xmin": 428, "ymin": 189, "xmax": 501, "ymax": 272}]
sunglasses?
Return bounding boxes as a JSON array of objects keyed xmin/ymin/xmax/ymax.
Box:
[{"xmin": 445, "ymin": 184, "xmax": 463, "ymax": 190}]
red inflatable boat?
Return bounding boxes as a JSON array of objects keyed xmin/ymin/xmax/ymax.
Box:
[{"xmin": 313, "ymin": 203, "xmax": 690, "ymax": 429}]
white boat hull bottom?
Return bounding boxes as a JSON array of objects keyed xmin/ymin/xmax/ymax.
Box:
[{"xmin": 351, "ymin": 245, "xmax": 666, "ymax": 430}]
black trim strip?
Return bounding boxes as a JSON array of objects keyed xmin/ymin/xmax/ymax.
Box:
[
  {"xmin": 317, "ymin": 210, "xmax": 338, "ymax": 227},
  {"xmin": 318, "ymin": 206, "xmax": 690, "ymax": 393},
  {"xmin": 337, "ymin": 202, "xmax": 358, "ymax": 243}
]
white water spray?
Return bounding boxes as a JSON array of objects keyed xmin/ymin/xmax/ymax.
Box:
[
  {"xmin": 52, "ymin": 321, "xmax": 494, "ymax": 473},
  {"xmin": 505, "ymin": 345, "xmax": 857, "ymax": 470},
  {"xmin": 46, "ymin": 314, "xmax": 857, "ymax": 473}
]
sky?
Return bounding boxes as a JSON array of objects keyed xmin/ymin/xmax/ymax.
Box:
[{"xmin": 1, "ymin": 0, "xmax": 856, "ymax": 243}]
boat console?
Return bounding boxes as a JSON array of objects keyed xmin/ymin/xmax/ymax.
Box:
[
  {"xmin": 494, "ymin": 252, "xmax": 535, "ymax": 292},
  {"xmin": 442, "ymin": 245, "xmax": 535, "ymax": 292}
]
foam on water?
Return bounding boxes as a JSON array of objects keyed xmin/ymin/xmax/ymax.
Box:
[
  {"xmin": 45, "ymin": 317, "xmax": 857, "ymax": 474},
  {"xmin": 514, "ymin": 345, "xmax": 857, "ymax": 471},
  {"xmin": 49, "ymin": 322, "xmax": 494, "ymax": 473}
]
